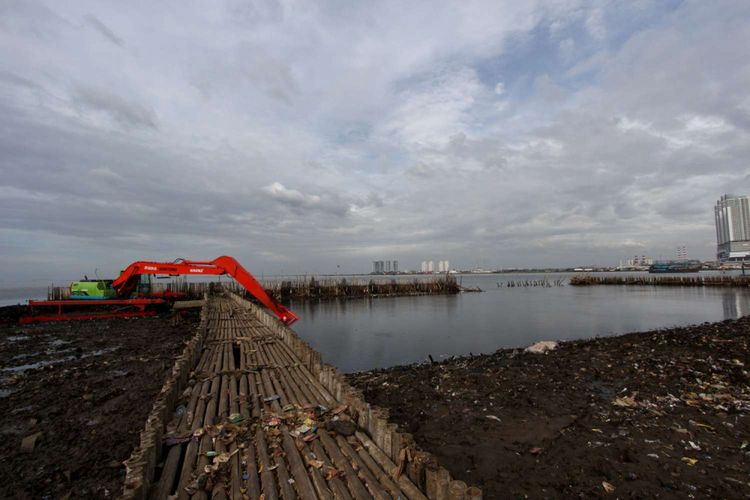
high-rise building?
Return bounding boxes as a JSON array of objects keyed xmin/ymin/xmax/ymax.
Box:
[
  {"xmin": 421, "ymin": 261, "xmax": 428, "ymax": 273},
  {"xmin": 676, "ymin": 246, "xmax": 688, "ymax": 261},
  {"xmin": 393, "ymin": 260, "xmax": 399, "ymax": 273},
  {"xmin": 444, "ymin": 260, "xmax": 450, "ymax": 272},
  {"xmin": 385, "ymin": 260, "xmax": 391, "ymax": 273},
  {"xmin": 427, "ymin": 260, "xmax": 434, "ymax": 272},
  {"xmin": 715, "ymin": 194, "xmax": 750, "ymax": 261}
]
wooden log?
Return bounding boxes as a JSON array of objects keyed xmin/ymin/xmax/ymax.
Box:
[
  {"xmin": 272, "ymin": 446, "xmax": 296, "ymax": 500},
  {"xmin": 448, "ymin": 480, "xmax": 467, "ymax": 499},
  {"xmin": 299, "ymin": 445, "xmax": 334, "ymax": 500},
  {"xmin": 335, "ymin": 434, "xmax": 393, "ymax": 500},
  {"xmin": 318, "ymin": 430, "xmax": 372, "ymax": 499},
  {"xmin": 152, "ymin": 444, "xmax": 182, "ymax": 500},
  {"xmin": 354, "ymin": 431, "xmax": 427, "ymax": 500},
  {"xmin": 281, "ymin": 429, "xmax": 319, "ymax": 500},
  {"xmin": 465, "ymin": 486, "xmax": 482, "ymax": 499},
  {"xmin": 352, "ymin": 440, "xmax": 403, "ymax": 499},
  {"xmin": 255, "ymin": 423, "xmax": 279, "ymax": 500},
  {"xmin": 243, "ymin": 437, "xmax": 262, "ymax": 500},
  {"xmin": 310, "ymin": 440, "xmax": 353, "ymax": 500},
  {"xmin": 435, "ymin": 468, "xmax": 450, "ymax": 500}
]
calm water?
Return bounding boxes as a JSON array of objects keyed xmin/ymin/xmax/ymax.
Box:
[
  {"xmin": 291, "ymin": 273, "xmax": 750, "ymax": 373},
  {"xmin": 0, "ymin": 286, "xmax": 47, "ymax": 306},
  {"xmin": 4, "ymin": 273, "xmax": 750, "ymax": 374}
]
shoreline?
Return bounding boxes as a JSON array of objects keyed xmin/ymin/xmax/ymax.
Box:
[{"xmin": 347, "ymin": 316, "xmax": 750, "ymax": 498}]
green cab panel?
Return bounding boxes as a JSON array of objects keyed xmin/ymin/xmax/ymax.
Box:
[{"xmin": 70, "ymin": 280, "xmax": 116, "ymax": 299}]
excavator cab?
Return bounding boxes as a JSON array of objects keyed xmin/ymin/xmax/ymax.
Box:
[{"xmin": 70, "ymin": 279, "xmax": 116, "ymax": 299}]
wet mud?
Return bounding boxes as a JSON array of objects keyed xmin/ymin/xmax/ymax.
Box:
[
  {"xmin": 349, "ymin": 317, "xmax": 750, "ymax": 498},
  {"xmin": 0, "ymin": 309, "xmax": 198, "ymax": 499}
]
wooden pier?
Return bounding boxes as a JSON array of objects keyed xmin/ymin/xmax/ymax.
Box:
[{"xmin": 122, "ymin": 293, "xmax": 481, "ymax": 499}]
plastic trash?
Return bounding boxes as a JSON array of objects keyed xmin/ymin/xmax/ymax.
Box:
[
  {"xmin": 20, "ymin": 432, "xmax": 41, "ymax": 453},
  {"xmin": 682, "ymin": 457, "xmax": 698, "ymax": 466},
  {"xmin": 612, "ymin": 395, "xmax": 638, "ymax": 408},
  {"xmin": 525, "ymin": 341, "xmax": 558, "ymax": 354}
]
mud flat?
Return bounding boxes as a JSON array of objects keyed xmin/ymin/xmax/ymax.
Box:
[
  {"xmin": 348, "ymin": 317, "xmax": 750, "ymax": 498},
  {"xmin": 0, "ymin": 308, "xmax": 198, "ymax": 498}
]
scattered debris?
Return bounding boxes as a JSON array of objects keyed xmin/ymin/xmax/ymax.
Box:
[
  {"xmin": 349, "ymin": 314, "xmax": 750, "ymax": 498},
  {"xmin": 0, "ymin": 309, "xmax": 198, "ymax": 498}
]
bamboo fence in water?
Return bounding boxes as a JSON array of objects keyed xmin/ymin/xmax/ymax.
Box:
[
  {"xmin": 570, "ymin": 274, "xmax": 750, "ymax": 287},
  {"xmin": 47, "ymin": 277, "xmax": 463, "ymax": 301}
]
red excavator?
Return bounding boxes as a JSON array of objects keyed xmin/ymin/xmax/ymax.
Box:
[{"xmin": 21, "ymin": 256, "xmax": 298, "ymax": 325}]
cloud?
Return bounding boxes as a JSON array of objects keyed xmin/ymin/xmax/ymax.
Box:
[
  {"xmin": 0, "ymin": 0, "xmax": 749, "ymax": 280},
  {"xmin": 84, "ymin": 14, "xmax": 124, "ymax": 47},
  {"xmin": 71, "ymin": 85, "xmax": 157, "ymax": 129},
  {"xmin": 262, "ymin": 182, "xmax": 353, "ymax": 217}
]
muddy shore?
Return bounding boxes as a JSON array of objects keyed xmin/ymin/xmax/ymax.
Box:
[
  {"xmin": 0, "ymin": 310, "xmax": 198, "ymax": 499},
  {"xmin": 348, "ymin": 317, "xmax": 750, "ymax": 498}
]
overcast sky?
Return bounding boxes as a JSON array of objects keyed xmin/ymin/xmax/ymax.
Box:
[{"xmin": 1, "ymin": 0, "xmax": 749, "ymax": 283}]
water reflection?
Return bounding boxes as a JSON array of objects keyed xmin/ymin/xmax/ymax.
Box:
[{"xmin": 722, "ymin": 291, "xmax": 750, "ymax": 318}]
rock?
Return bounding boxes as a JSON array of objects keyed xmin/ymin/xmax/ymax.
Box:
[{"xmin": 327, "ymin": 419, "xmax": 356, "ymax": 436}]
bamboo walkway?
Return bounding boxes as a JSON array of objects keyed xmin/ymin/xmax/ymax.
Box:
[{"xmin": 123, "ymin": 293, "xmax": 481, "ymax": 499}]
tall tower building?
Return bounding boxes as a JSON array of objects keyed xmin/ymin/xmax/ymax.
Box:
[
  {"xmin": 427, "ymin": 260, "xmax": 434, "ymax": 272},
  {"xmin": 715, "ymin": 194, "xmax": 750, "ymax": 261},
  {"xmin": 393, "ymin": 260, "xmax": 399, "ymax": 273},
  {"xmin": 385, "ymin": 260, "xmax": 391, "ymax": 273},
  {"xmin": 421, "ymin": 261, "xmax": 428, "ymax": 273}
]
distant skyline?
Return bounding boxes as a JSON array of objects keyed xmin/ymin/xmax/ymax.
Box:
[{"xmin": 2, "ymin": 1, "xmax": 750, "ymax": 284}]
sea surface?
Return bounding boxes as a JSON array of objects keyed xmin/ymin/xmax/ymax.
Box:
[
  {"xmin": 3, "ymin": 272, "xmax": 750, "ymax": 373},
  {"xmin": 290, "ymin": 272, "xmax": 750, "ymax": 372},
  {"xmin": 0, "ymin": 286, "xmax": 48, "ymax": 306}
]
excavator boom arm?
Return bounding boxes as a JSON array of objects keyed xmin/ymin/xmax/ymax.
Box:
[{"xmin": 112, "ymin": 256, "xmax": 298, "ymax": 325}]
